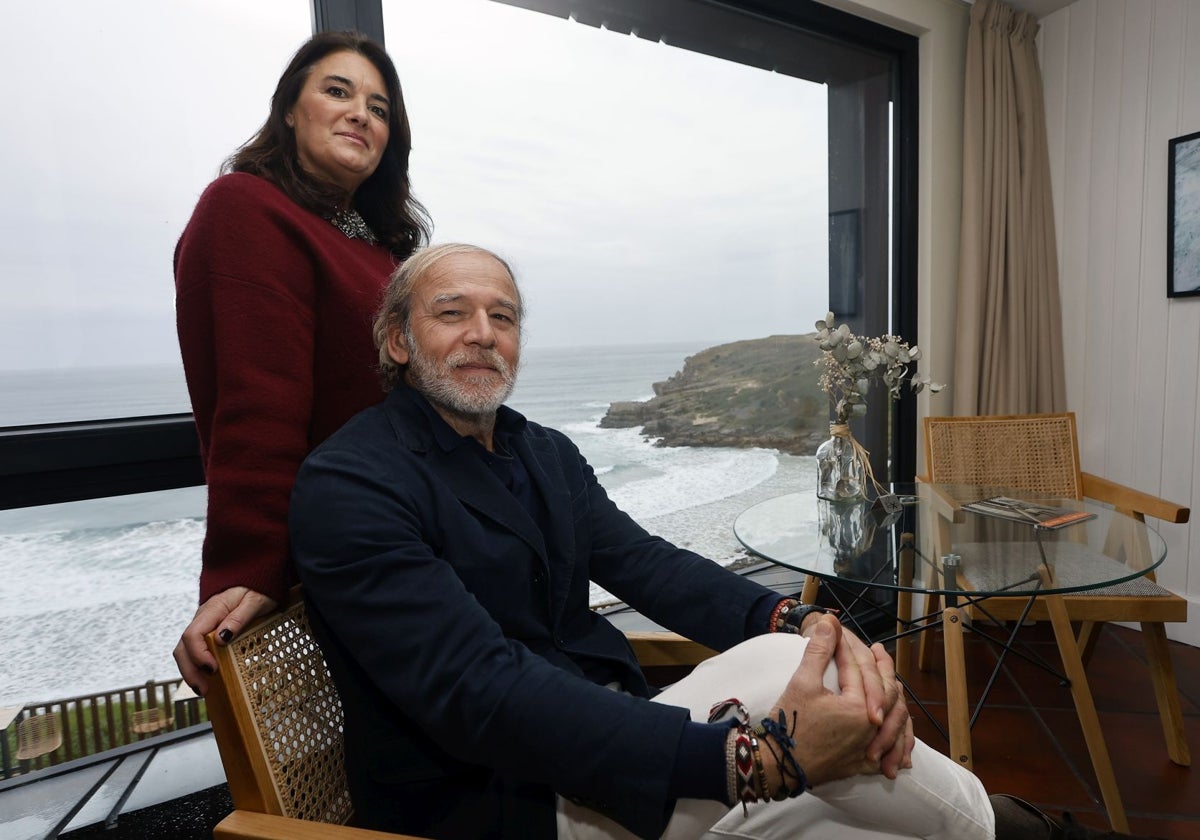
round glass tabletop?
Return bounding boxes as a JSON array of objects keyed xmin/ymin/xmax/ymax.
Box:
[{"xmin": 733, "ymin": 485, "xmax": 1168, "ymax": 597}]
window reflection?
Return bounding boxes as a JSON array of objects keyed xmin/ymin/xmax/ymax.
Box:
[
  {"xmin": 0, "ymin": 0, "xmax": 310, "ymax": 422},
  {"xmin": 0, "ymin": 487, "xmax": 206, "ymax": 707}
]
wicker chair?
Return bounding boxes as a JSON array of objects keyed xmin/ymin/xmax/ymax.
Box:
[
  {"xmin": 206, "ymin": 592, "xmax": 716, "ymax": 839},
  {"xmin": 130, "ymin": 707, "xmax": 174, "ymax": 736},
  {"xmin": 15, "ymin": 712, "xmax": 62, "ymax": 762},
  {"xmin": 920, "ymin": 413, "xmax": 1190, "ymax": 767}
]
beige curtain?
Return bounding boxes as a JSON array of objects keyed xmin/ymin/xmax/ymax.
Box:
[{"xmin": 953, "ymin": 0, "xmax": 1066, "ymax": 416}]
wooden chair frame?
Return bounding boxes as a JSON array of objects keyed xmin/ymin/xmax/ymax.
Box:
[
  {"xmin": 206, "ymin": 593, "xmax": 716, "ymax": 840},
  {"xmin": 915, "ymin": 412, "xmax": 1191, "ymax": 833}
]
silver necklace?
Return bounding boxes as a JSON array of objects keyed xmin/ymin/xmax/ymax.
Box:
[{"xmin": 328, "ymin": 208, "xmax": 378, "ymax": 245}]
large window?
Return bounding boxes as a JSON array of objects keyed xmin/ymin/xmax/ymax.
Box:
[{"xmin": 0, "ymin": 0, "xmax": 915, "ymax": 704}]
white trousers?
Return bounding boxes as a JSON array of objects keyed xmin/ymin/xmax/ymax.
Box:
[{"xmin": 558, "ymin": 633, "xmax": 995, "ymax": 840}]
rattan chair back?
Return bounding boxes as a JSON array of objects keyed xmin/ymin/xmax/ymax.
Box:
[
  {"xmin": 924, "ymin": 413, "xmax": 1083, "ymax": 499},
  {"xmin": 206, "ymin": 597, "xmax": 354, "ymax": 825},
  {"xmin": 204, "ymin": 593, "xmax": 715, "ymax": 838},
  {"xmin": 15, "ymin": 711, "xmax": 63, "ymax": 760}
]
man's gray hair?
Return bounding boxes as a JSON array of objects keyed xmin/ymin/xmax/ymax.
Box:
[{"xmin": 372, "ymin": 243, "xmax": 520, "ymax": 391}]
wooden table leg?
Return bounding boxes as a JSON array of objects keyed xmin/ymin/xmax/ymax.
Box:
[
  {"xmin": 1042, "ymin": 589, "xmax": 1129, "ymax": 832},
  {"xmin": 896, "ymin": 533, "xmax": 914, "ymax": 679},
  {"xmin": 801, "ymin": 573, "xmax": 819, "ymax": 606},
  {"xmin": 1142, "ymin": 621, "xmax": 1191, "ymax": 766},
  {"xmin": 942, "ymin": 603, "xmax": 972, "ymax": 769}
]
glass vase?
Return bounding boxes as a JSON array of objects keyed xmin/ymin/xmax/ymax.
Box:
[
  {"xmin": 815, "ymin": 426, "xmax": 866, "ymax": 501},
  {"xmin": 817, "ymin": 498, "xmax": 876, "ymax": 573}
]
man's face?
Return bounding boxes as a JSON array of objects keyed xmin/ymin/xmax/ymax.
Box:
[{"xmin": 388, "ymin": 252, "xmax": 521, "ymax": 417}]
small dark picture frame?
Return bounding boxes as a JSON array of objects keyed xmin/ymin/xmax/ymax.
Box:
[{"xmin": 1168, "ymin": 129, "xmax": 1200, "ymax": 298}]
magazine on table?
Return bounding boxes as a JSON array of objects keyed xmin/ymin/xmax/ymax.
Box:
[{"xmin": 961, "ymin": 496, "xmax": 1096, "ymax": 530}]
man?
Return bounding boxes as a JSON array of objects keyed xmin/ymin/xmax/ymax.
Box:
[{"xmin": 287, "ymin": 244, "xmax": 1024, "ymax": 839}]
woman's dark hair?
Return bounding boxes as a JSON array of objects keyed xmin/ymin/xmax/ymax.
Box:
[{"xmin": 225, "ymin": 31, "xmax": 430, "ymax": 257}]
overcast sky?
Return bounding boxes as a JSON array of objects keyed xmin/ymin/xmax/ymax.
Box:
[{"xmin": 0, "ymin": 0, "xmax": 829, "ymax": 372}]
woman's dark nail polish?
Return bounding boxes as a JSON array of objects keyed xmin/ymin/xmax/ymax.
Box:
[{"xmin": 218, "ymin": 629, "xmax": 233, "ymax": 643}]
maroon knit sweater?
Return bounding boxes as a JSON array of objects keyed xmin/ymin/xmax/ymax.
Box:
[{"xmin": 175, "ymin": 173, "xmax": 398, "ymax": 604}]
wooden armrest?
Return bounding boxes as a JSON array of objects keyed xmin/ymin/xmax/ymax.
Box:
[
  {"xmin": 914, "ymin": 479, "xmax": 966, "ymax": 523},
  {"xmin": 214, "ymin": 811, "xmax": 425, "ymax": 840},
  {"xmin": 1081, "ymin": 473, "xmax": 1190, "ymax": 524},
  {"xmin": 626, "ymin": 631, "xmax": 717, "ymax": 668}
]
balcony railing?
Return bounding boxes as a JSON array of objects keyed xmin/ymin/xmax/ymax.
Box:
[{"xmin": 2, "ymin": 679, "xmax": 207, "ymax": 779}]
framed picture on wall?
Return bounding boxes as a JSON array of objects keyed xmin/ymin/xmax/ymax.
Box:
[{"xmin": 1168, "ymin": 129, "xmax": 1200, "ymax": 298}]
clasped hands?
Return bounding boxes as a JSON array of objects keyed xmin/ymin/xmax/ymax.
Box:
[{"xmin": 761, "ymin": 613, "xmax": 913, "ymax": 793}]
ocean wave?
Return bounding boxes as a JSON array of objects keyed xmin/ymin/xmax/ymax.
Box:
[
  {"xmin": 609, "ymin": 447, "xmax": 778, "ymax": 520},
  {"xmin": 0, "ymin": 519, "xmax": 203, "ymax": 617},
  {"xmin": 560, "ymin": 419, "xmax": 608, "ymax": 436},
  {"xmin": 0, "ymin": 589, "xmax": 197, "ymax": 706}
]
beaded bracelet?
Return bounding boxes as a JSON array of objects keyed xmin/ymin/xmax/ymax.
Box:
[
  {"xmin": 770, "ymin": 598, "xmax": 838, "ymax": 634},
  {"xmin": 749, "ymin": 729, "xmax": 772, "ymax": 803},
  {"xmin": 768, "ymin": 598, "xmax": 799, "ymax": 633}
]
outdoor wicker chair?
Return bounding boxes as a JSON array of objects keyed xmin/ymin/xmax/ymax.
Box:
[
  {"xmin": 15, "ymin": 711, "xmax": 62, "ymax": 761},
  {"xmin": 130, "ymin": 707, "xmax": 174, "ymax": 736}
]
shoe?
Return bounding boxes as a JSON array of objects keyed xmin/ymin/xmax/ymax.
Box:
[
  {"xmin": 989, "ymin": 794, "xmax": 1168, "ymax": 840},
  {"xmin": 991, "ymin": 794, "xmax": 1057, "ymax": 839}
]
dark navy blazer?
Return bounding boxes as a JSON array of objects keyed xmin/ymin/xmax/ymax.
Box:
[{"xmin": 290, "ymin": 387, "xmax": 773, "ymax": 839}]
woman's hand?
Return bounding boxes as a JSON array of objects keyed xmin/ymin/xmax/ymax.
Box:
[{"xmin": 173, "ymin": 587, "xmax": 278, "ymax": 695}]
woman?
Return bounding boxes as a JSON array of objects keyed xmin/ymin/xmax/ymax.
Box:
[{"xmin": 173, "ymin": 31, "xmax": 429, "ymax": 694}]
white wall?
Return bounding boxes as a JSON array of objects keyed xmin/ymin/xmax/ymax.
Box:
[{"xmin": 1040, "ymin": 0, "xmax": 1200, "ymax": 644}]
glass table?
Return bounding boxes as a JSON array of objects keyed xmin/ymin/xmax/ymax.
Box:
[{"xmin": 733, "ymin": 483, "xmax": 1169, "ymax": 832}]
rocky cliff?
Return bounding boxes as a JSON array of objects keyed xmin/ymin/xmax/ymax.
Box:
[{"xmin": 599, "ymin": 334, "xmax": 832, "ymax": 456}]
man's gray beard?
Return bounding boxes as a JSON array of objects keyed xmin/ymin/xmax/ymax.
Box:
[{"xmin": 405, "ymin": 338, "xmax": 518, "ymax": 419}]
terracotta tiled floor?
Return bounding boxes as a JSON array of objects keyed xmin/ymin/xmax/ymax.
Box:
[{"xmin": 896, "ymin": 621, "xmax": 1200, "ymax": 838}]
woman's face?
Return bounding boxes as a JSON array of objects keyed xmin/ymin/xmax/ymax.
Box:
[{"xmin": 286, "ymin": 50, "xmax": 391, "ymax": 196}]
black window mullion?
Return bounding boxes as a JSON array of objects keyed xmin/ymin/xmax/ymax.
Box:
[{"xmin": 312, "ymin": 0, "xmax": 385, "ymax": 43}]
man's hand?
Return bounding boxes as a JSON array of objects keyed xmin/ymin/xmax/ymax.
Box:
[
  {"xmin": 765, "ymin": 615, "xmax": 888, "ymax": 789},
  {"xmin": 796, "ymin": 610, "xmax": 914, "ymax": 778},
  {"xmin": 826, "ymin": 622, "xmax": 913, "ymax": 778},
  {"xmin": 173, "ymin": 587, "xmax": 278, "ymax": 695},
  {"xmin": 863, "ymin": 641, "xmax": 914, "ymax": 778}
]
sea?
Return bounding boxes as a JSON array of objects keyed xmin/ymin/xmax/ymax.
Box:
[{"xmin": 0, "ymin": 342, "xmax": 816, "ymax": 707}]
